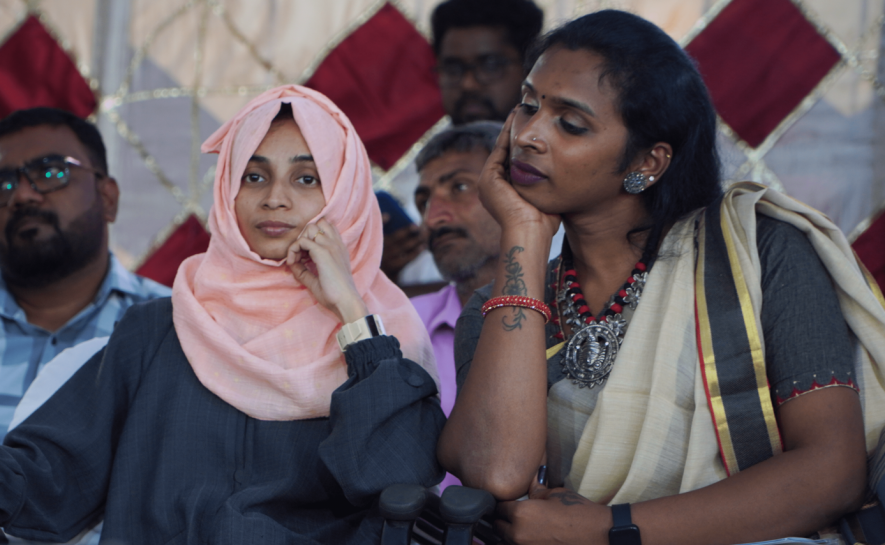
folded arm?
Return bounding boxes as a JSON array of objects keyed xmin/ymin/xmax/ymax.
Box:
[
  {"xmin": 319, "ymin": 335, "xmax": 446, "ymax": 506},
  {"xmin": 497, "ymin": 385, "xmax": 866, "ymax": 544},
  {"xmin": 437, "ymin": 229, "xmax": 553, "ymax": 500}
]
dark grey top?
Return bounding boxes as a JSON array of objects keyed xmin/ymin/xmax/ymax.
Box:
[
  {"xmin": 0, "ymin": 298, "xmax": 445, "ymax": 545},
  {"xmin": 455, "ymin": 216, "xmax": 856, "ymax": 405}
]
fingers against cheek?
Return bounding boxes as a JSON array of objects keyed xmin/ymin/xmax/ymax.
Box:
[
  {"xmin": 286, "ymin": 240, "xmax": 304, "ymax": 266},
  {"xmin": 484, "ymin": 113, "xmax": 514, "ymax": 181},
  {"xmin": 493, "ymin": 117, "xmax": 512, "ymax": 156},
  {"xmin": 286, "ymin": 246, "xmax": 310, "ymax": 279},
  {"xmin": 501, "ymin": 109, "xmax": 516, "ymax": 143},
  {"xmin": 289, "ymin": 238, "xmax": 323, "ymax": 271},
  {"xmin": 316, "ymin": 217, "xmax": 344, "ymax": 246},
  {"xmin": 316, "ymin": 217, "xmax": 333, "ymax": 233}
]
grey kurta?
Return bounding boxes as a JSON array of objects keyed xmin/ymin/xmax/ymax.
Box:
[{"xmin": 0, "ymin": 298, "xmax": 445, "ymax": 544}]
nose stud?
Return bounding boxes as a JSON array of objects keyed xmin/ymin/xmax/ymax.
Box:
[{"xmin": 532, "ymin": 137, "xmax": 537, "ymax": 141}]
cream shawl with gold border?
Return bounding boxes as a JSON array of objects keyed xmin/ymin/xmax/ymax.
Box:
[{"xmin": 548, "ymin": 183, "xmax": 885, "ymax": 505}]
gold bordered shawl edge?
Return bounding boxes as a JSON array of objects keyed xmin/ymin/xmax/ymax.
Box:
[{"xmin": 694, "ymin": 198, "xmax": 784, "ymax": 476}]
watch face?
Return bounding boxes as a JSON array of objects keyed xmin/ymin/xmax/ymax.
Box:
[
  {"xmin": 609, "ymin": 525, "xmax": 642, "ymax": 545},
  {"xmin": 367, "ymin": 315, "xmax": 380, "ymax": 336}
]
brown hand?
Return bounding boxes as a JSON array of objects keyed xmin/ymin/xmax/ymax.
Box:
[
  {"xmin": 494, "ymin": 479, "xmax": 607, "ymax": 544},
  {"xmin": 479, "ymin": 110, "xmax": 560, "ymax": 240},
  {"xmin": 380, "ymin": 215, "xmax": 426, "ymax": 281}
]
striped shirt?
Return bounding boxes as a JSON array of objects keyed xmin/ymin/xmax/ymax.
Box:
[{"xmin": 0, "ymin": 255, "xmax": 170, "ymax": 440}]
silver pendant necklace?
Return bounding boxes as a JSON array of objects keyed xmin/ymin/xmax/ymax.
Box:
[{"xmin": 554, "ymin": 235, "xmax": 656, "ymax": 389}]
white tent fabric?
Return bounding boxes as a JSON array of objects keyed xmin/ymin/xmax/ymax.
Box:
[{"xmin": 0, "ymin": 0, "xmax": 881, "ymax": 268}]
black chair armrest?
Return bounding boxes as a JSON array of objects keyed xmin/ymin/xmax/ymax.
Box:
[
  {"xmin": 380, "ymin": 484, "xmax": 427, "ymax": 545},
  {"xmin": 439, "ymin": 486, "xmax": 496, "ymax": 545},
  {"xmin": 379, "ymin": 484, "xmax": 500, "ymax": 545}
]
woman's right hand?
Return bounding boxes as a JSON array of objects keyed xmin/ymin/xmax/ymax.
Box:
[
  {"xmin": 286, "ymin": 218, "xmax": 369, "ymax": 325},
  {"xmin": 479, "ymin": 109, "xmax": 560, "ymax": 240}
]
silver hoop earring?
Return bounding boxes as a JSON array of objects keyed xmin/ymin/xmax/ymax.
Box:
[{"xmin": 623, "ymin": 172, "xmax": 647, "ymax": 194}]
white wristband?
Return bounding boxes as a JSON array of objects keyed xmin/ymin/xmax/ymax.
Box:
[{"xmin": 336, "ymin": 314, "xmax": 385, "ymax": 352}]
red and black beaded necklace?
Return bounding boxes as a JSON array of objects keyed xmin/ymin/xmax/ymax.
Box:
[{"xmin": 553, "ymin": 228, "xmax": 660, "ymax": 388}]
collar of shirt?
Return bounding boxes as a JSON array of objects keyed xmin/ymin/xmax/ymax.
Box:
[
  {"xmin": 412, "ymin": 283, "xmax": 462, "ymax": 334},
  {"xmin": 0, "ymin": 254, "xmax": 144, "ymax": 329}
]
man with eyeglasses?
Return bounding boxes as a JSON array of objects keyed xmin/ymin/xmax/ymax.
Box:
[
  {"xmin": 432, "ymin": 0, "xmax": 543, "ymax": 125},
  {"xmin": 381, "ymin": 0, "xmax": 543, "ymax": 290},
  {"xmin": 0, "ymin": 107, "xmax": 170, "ymax": 442}
]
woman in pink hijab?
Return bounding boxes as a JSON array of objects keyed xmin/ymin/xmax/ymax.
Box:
[{"xmin": 0, "ymin": 86, "xmax": 444, "ymax": 545}]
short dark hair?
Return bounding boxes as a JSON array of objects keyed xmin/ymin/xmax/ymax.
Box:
[
  {"xmin": 431, "ymin": 0, "xmax": 544, "ymax": 58},
  {"xmin": 529, "ymin": 10, "xmax": 722, "ymax": 231},
  {"xmin": 0, "ymin": 107, "xmax": 108, "ymax": 175},
  {"xmin": 416, "ymin": 121, "xmax": 503, "ymax": 172}
]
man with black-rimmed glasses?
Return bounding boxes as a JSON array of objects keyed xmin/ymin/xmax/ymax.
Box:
[
  {"xmin": 0, "ymin": 107, "xmax": 169, "ymax": 441},
  {"xmin": 431, "ymin": 0, "xmax": 543, "ymax": 125},
  {"xmin": 380, "ymin": 0, "xmax": 544, "ymax": 289}
]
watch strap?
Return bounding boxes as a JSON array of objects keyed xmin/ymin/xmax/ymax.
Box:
[
  {"xmin": 611, "ymin": 503, "xmax": 632, "ymax": 527},
  {"xmin": 609, "ymin": 503, "xmax": 641, "ymax": 545},
  {"xmin": 336, "ymin": 314, "xmax": 385, "ymax": 352}
]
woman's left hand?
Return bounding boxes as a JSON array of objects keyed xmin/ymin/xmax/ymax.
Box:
[
  {"xmin": 495, "ymin": 481, "xmax": 608, "ymax": 544},
  {"xmin": 286, "ymin": 217, "xmax": 369, "ymax": 324}
]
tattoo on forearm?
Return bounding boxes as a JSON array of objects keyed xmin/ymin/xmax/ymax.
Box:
[
  {"xmin": 502, "ymin": 246, "xmax": 527, "ymax": 296},
  {"xmin": 503, "ymin": 307, "xmax": 527, "ymax": 332},
  {"xmin": 502, "ymin": 246, "xmax": 527, "ymax": 331},
  {"xmin": 548, "ymin": 491, "xmax": 586, "ymax": 506}
]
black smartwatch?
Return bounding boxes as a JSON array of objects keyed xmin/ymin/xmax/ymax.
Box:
[{"xmin": 609, "ymin": 503, "xmax": 641, "ymax": 545}]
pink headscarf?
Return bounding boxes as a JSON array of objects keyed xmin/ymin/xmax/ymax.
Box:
[{"xmin": 171, "ymin": 85, "xmax": 437, "ymax": 421}]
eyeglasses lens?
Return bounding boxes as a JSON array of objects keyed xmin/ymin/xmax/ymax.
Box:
[
  {"xmin": 437, "ymin": 63, "xmax": 464, "ymax": 87},
  {"xmin": 437, "ymin": 56, "xmax": 512, "ymax": 87},
  {"xmin": 0, "ymin": 158, "xmax": 70, "ymax": 206},
  {"xmin": 0, "ymin": 173, "xmax": 17, "ymax": 205},
  {"xmin": 476, "ymin": 58, "xmax": 507, "ymax": 80},
  {"xmin": 31, "ymin": 162, "xmax": 70, "ymax": 189}
]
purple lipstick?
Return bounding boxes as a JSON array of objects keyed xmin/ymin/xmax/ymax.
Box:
[{"xmin": 510, "ymin": 159, "xmax": 548, "ymax": 186}]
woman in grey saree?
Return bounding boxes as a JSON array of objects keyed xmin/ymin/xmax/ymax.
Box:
[{"xmin": 438, "ymin": 10, "xmax": 885, "ymax": 545}]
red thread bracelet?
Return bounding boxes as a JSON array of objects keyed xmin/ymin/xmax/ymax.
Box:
[{"xmin": 481, "ymin": 295, "xmax": 552, "ymax": 323}]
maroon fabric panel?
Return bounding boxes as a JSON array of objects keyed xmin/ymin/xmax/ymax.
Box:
[
  {"xmin": 686, "ymin": 0, "xmax": 841, "ymax": 148},
  {"xmin": 853, "ymin": 212, "xmax": 885, "ymax": 292},
  {"xmin": 306, "ymin": 3, "xmax": 445, "ymax": 170},
  {"xmin": 0, "ymin": 16, "xmax": 96, "ymax": 118},
  {"xmin": 136, "ymin": 215, "xmax": 211, "ymax": 287}
]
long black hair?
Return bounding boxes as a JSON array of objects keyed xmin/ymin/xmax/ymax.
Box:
[{"xmin": 529, "ymin": 10, "xmax": 722, "ymax": 230}]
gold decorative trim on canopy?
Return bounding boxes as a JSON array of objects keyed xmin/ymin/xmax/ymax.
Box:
[
  {"xmin": 100, "ymin": 0, "xmax": 405, "ymax": 267},
  {"xmin": 678, "ymin": 0, "xmax": 735, "ymax": 47},
  {"xmin": 676, "ymin": 0, "xmax": 885, "ymax": 230},
  {"xmin": 207, "ymin": 0, "xmax": 286, "ymax": 86},
  {"xmin": 295, "ymin": 0, "xmax": 389, "ymax": 85}
]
